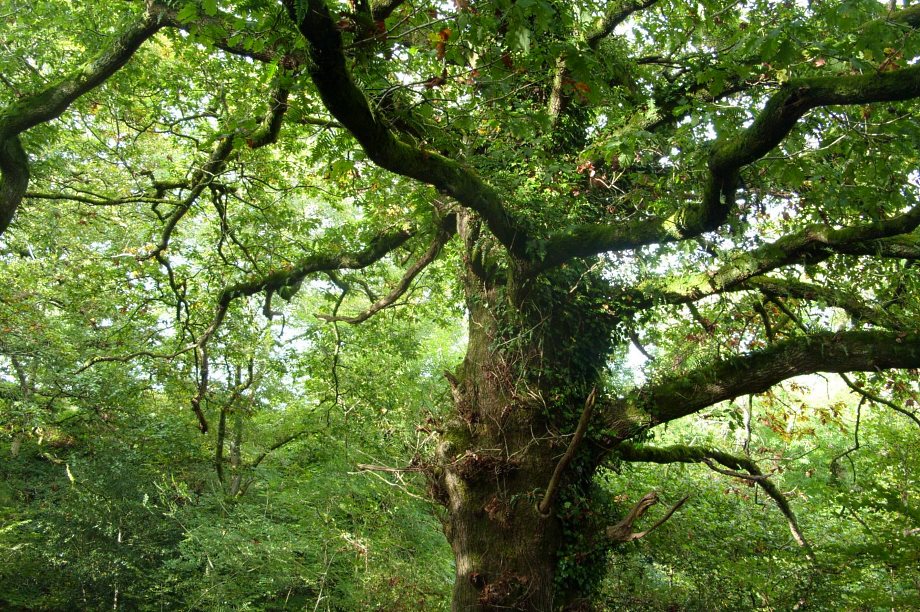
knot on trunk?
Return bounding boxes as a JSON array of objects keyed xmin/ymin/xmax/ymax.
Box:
[
  {"xmin": 453, "ymin": 450, "xmax": 518, "ymax": 482},
  {"xmin": 478, "ymin": 571, "xmax": 531, "ymax": 609},
  {"xmin": 483, "ymin": 494, "xmax": 511, "ymax": 528}
]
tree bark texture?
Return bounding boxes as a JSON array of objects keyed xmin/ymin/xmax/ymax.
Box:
[{"xmin": 434, "ymin": 255, "xmax": 621, "ymax": 610}]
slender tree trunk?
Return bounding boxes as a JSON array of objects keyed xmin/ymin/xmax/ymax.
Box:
[{"xmin": 229, "ymin": 409, "xmax": 244, "ymax": 497}]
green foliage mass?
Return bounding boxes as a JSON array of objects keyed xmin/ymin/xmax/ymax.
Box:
[{"xmin": 3, "ymin": 0, "xmax": 920, "ymax": 609}]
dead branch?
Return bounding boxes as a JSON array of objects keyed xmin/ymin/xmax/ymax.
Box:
[
  {"xmin": 538, "ymin": 386, "xmax": 597, "ymax": 516},
  {"xmin": 607, "ymin": 491, "xmax": 690, "ymax": 542}
]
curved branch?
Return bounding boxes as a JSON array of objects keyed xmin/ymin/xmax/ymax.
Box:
[
  {"xmin": 606, "ymin": 490, "xmax": 689, "ymax": 542},
  {"xmin": 148, "ymin": 84, "xmax": 291, "ymax": 258},
  {"xmin": 587, "ymin": 0, "xmax": 661, "ymax": 49},
  {"xmin": 23, "ymin": 191, "xmax": 172, "ymax": 207},
  {"xmin": 371, "ymin": 0, "xmax": 408, "ymax": 21},
  {"xmin": 706, "ymin": 66, "xmax": 920, "ymax": 206},
  {"xmin": 0, "ymin": 136, "xmax": 29, "ymax": 235},
  {"xmin": 840, "ymin": 373, "xmax": 920, "ymax": 429},
  {"xmin": 0, "ymin": 3, "xmax": 168, "ymax": 235},
  {"xmin": 149, "ymin": 135, "xmax": 236, "ymax": 258},
  {"xmin": 537, "ymin": 8, "xmax": 920, "ymax": 269},
  {"xmin": 281, "ymin": 0, "xmax": 529, "ymax": 258},
  {"xmin": 611, "ymin": 330, "xmax": 920, "ymax": 430},
  {"xmin": 316, "ymin": 214, "xmax": 456, "ymax": 324},
  {"xmin": 189, "ymin": 226, "xmax": 415, "ymax": 432},
  {"xmin": 158, "ymin": 4, "xmax": 306, "ymax": 65},
  {"xmin": 538, "ymin": 387, "xmax": 597, "ymax": 516},
  {"xmin": 247, "ymin": 87, "xmax": 291, "ymax": 148},
  {"xmin": 617, "ymin": 442, "xmax": 813, "ymax": 556},
  {"xmin": 219, "ymin": 228, "xmax": 413, "ymax": 306},
  {"xmin": 250, "ymin": 429, "xmax": 312, "ymax": 471},
  {"xmin": 73, "ymin": 344, "xmax": 197, "ymax": 375}
]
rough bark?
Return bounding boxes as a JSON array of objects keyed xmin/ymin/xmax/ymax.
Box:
[
  {"xmin": 434, "ymin": 252, "xmax": 621, "ymax": 610},
  {"xmin": 438, "ymin": 291, "xmax": 565, "ymax": 610}
]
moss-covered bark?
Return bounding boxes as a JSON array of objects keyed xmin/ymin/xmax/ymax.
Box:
[
  {"xmin": 609, "ymin": 331, "xmax": 920, "ymax": 429},
  {"xmin": 432, "ymin": 259, "xmax": 622, "ymax": 610}
]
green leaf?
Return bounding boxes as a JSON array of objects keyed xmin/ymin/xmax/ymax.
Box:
[{"xmin": 176, "ymin": 2, "xmax": 199, "ymax": 24}]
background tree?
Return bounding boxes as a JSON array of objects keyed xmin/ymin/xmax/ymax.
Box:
[{"xmin": 2, "ymin": 0, "xmax": 920, "ymax": 609}]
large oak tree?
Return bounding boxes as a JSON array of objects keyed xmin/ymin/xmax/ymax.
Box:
[{"xmin": 3, "ymin": 0, "xmax": 920, "ymax": 608}]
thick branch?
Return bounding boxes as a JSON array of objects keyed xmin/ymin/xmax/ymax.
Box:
[
  {"xmin": 696, "ymin": 45, "xmax": 920, "ymax": 242},
  {"xmin": 0, "ymin": 3, "xmax": 167, "ymax": 235},
  {"xmin": 538, "ymin": 20, "xmax": 920, "ymax": 269},
  {"xmin": 371, "ymin": 0, "xmax": 407, "ymax": 21},
  {"xmin": 248, "ymin": 87, "xmax": 291, "ymax": 148},
  {"xmin": 282, "ymin": 0, "xmax": 529, "ymax": 258},
  {"xmin": 587, "ymin": 0, "xmax": 660, "ymax": 49},
  {"xmin": 709, "ymin": 65, "xmax": 920, "ymax": 182},
  {"xmin": 617, "ymin": 442, "xmax": 813, "ymax": 556},
  {"xmin": 612, "ymin": 330, "xmax": 920, "ymax": 429}
]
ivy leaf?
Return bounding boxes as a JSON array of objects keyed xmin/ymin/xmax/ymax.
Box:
[{"xmin": 176, "ymin": 2, "xmax": 199, "ymax": 24}]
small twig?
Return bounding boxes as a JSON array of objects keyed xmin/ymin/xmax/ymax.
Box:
[
  {"xmin": 753, "ymin": 300, "xmax": 774, "ymax": 343},
  {"xmin": 840, "ymin": 373, "xmax": 920, "ymax": 429},
  {"xmin": 317, "ymin": 215, "xmax": 455, "ymax": 324},
  {"xmin": 249, "ymin": 429, "xmax": 312, "ymax": 471},
  {"xmin": 686, "ymin": 302, "xmax": 715, "ymax": 334},
  {"xmin": 831, "ymin": 395, "xmax": 865, "ymax": 482},
  {"xmin": 628, "ymin": 328, "xmax": 653, "ymax": 361},
  {"xmin": 355, "ymin": 463, "xmax": 424, "ymax": 473},
  {"xmin": 73, "ymin": 344, "xmax": 197, "ymax": 374},
  {"xmin": 702, "ymin": 458, "xmax": 772, "ymax": 482}
]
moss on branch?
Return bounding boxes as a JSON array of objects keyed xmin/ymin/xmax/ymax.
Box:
[
  {"xmin": 0, "ymin": 4, "xmax": 168, "ymax": 235},
  {"xmin": 282, "ymin": 0, "xmax": 529, "ymax": 259},
  {"xmin": 616, "ymin": 442, "xmax": 814, "ymax": 555},
  {"xmin": 603, "ymin": 331, "xmax": 920, "ymax": 433}
]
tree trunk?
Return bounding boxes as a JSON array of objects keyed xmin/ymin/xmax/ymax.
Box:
[
  {"xmin": 435, "ymin": 263, "xmax": 620, "ymax": 610},
  {"xmin": 440, "ymin": 307, "xmax": 563, "ymax": 609}
]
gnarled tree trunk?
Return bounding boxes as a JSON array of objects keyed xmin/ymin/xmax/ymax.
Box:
[{"xmin": 433, "ymin": 251, "xmax": 619, "ymax": 610}]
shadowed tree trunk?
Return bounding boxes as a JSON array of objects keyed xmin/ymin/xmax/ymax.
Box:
[{"xmin": 433, "ymin": 234, "xmax": 621, "ymax": 609}]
